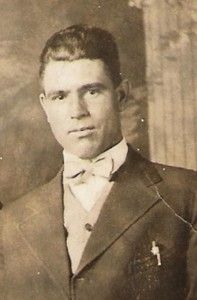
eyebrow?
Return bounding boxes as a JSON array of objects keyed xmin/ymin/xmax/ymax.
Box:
[
  {"xmin": 79, "ymin": 83, "xmax": 107, "ymax": 92},
  {"xmin": 46, "ymin": 90, "xmax": 69, "ymax": 98},
  {"xmin": 46, "ymin": 82, "xmax": 107, "ymax": 98}
]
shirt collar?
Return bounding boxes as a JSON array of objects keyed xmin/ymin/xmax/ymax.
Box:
[{"xmin": 63, "ymin": 138, "xmax": 128, "ymax": 174}]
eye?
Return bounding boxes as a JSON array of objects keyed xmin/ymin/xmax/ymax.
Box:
[
  {"xmin": 87, "ymin": 88, "xmax": 100, "ymax": 97},
  {"xmin": 51, "ymin": 94, "xmax": 65, "ymax": 101},
  {"xmin": 89, "ymin": 89, "xmax": 97, "ymax": 95},
  {"xmin": 57, "ymin": 94, "xmax": 64, "ymax": 100}
]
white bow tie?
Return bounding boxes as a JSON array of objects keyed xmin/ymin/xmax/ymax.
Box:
[{"xmin": 64, "ymin": 157, "xmax": 114, "ymax": 185}]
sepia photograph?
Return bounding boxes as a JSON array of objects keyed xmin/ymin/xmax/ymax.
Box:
[{"xmin": 0, "ymin": 1, "xmax": 197, "ymax": 299}]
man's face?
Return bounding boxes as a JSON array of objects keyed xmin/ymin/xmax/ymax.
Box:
[{"xmin": 40, "ymin": 58, "xmax": 125, "ymax": 159}]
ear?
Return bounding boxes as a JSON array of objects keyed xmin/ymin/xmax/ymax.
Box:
[
  {"xmin": 115, "ymin": 79, "xmax": 129, "ymax": 112},
  {"xmin": 39, "ymin": 92, "xmax": 49, "ymax": 112},
  {"xmin": 39, "ymin": 93, "xmax": 50, "ymax": 121},
  {"xmin": 39, "ymin": 93, "xmax": 46, "ymax": 107}
]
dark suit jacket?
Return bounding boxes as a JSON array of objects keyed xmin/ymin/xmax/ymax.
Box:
[{"xmin": 1, "ymin": 148, "xmax": 197, "ymax": 300}]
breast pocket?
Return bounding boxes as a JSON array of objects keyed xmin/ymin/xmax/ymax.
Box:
[
  {"xmin": 129, "ymin": 245, "xmax": 187, "ymax": 299},
  {"xmin": 134, "ymin": 245, "xmax": 176, "ymax": 272}
]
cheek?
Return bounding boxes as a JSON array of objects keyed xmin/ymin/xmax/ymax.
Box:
[
  {"xmin": 93, "ymin": 106, "xmax": 119, "ymax": 131},
  {"xmin": 89, "ymin": 98, "xmax": 117, "ymax": 123},
  {"xmin": 46, "ymin": 107, "xmax": 66, "ymax": 125},
  {"xmin": 47, "ymin": 114, "xmax": 67, "ymax": 137}
]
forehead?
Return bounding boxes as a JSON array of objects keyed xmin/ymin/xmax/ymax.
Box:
[{"xmin": 42, "ymin": 58, "xmax": 113, "ymax": 93}]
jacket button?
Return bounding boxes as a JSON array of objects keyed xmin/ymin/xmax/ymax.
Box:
[
  {"xmin": 78, "ymin": 277, "xmax": 85, "ymax": 281},
  {"xmin": 85, "ymin": 223, "xmax": 93, "ymax": 232}
]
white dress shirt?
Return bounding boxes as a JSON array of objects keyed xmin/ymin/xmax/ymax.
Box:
[{"xmin": 63, "ymin": 138, "xmax": 128, "ymax": 211}]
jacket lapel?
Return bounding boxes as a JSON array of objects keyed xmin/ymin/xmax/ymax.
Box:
[
  {"xmin": 18, "ymin": 172, "xmax": 71, "ymax": 298},
  {"xmin": 75, "ymin": 148, "xmax": 163, "ymax": 275}
]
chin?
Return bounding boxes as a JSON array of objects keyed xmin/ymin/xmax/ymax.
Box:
[
  {"xmin": 74, "ymin": 145, "xmax": 101, "ymax": 159},
  {"xmin": 76, "ymin": 150, "xmax": 98, "ymax": 159},
  {"xmin": 61, "ymin": 138, "xmax": 105, "ymax": 159}
]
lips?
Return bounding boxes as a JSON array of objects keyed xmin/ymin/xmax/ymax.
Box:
[
  {"xmin": 68, "ymin": 126, "xmax": 95, "ymax": 138},
  {"xmin": 68, "ymin": 126, "xmax": 95, "ymax": 134}
]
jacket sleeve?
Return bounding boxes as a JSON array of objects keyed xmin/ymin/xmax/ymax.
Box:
[{"xmin": 186, "ymin": 187, "xmax": 197, "ymax": 300}]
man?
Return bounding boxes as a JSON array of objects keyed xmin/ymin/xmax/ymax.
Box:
[{"xmin": 1, "ymin": 24, "xmax": 197, "ymax": 300}]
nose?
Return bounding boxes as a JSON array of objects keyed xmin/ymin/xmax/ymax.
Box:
[{"xmin": 69, "ymin": 93, "xmax": 89, "ymax": 119}]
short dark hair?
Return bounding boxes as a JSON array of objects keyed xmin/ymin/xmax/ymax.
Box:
[{"xmin": 39, "ymin": 24, "xmax": 122, "ymax": 86}]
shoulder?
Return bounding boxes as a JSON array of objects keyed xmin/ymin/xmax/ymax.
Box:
[
  {"xmin": 128, "ymin": 148, "xmax": 197, "ymax": 221},
  {"xmin": 153, "ymin": 161, "xmax": 197, "ymax": 189},
  {"xmin": 129, "ymin": 145, "xmax": 197, "ymax": 192},
  {"xmin": 149, "ymin": 161, "xmax": 197, "ymax": 224},
  {"xmin": 153, "ymin": 163, "xmax": 197, "ymax": 206},
  {"xmin": 1, "ymin": 169, "xmax": 63, "ymax": 225}
]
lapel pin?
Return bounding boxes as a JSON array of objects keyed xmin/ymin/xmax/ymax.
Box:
[{"xmin": 151, "ymin": 241, "xmax": 161, "ymax": 266}]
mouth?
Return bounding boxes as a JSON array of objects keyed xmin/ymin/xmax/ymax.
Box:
[
  {"xmin": 68, "ymin": 126, "xmax": 95, "ymax": 137},
  {"xmin": 69, "ymin": 126, "xmax": 95, "ymax": 133}
]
